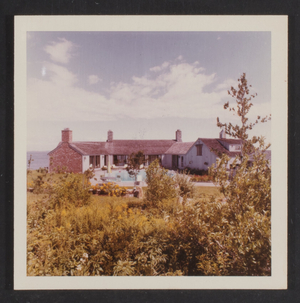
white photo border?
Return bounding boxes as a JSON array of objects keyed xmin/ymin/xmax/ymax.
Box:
[{"xmin": 14, "ymin": 15, "xmax": 288, "ymax": 290}]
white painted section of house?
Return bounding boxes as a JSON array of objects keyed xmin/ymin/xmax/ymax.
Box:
[
  {"xmin": 178, "ymin": 155, "xmax": 187, "ymax": 170},
  {"xmin": 161, "ymin": 154, "xmax": 172, "ymax": 169},
  {"xmin": 100, "ymin": 155, "xmax": 105, "ymax": 168},
  {"xmin": 219, "ymin": 140, "xmax": 241, "ymax": 152},
  {"xmin": 183, "ymin": 139, "xmax": 217, "ymax": 171},
  {"xmin": 82, "ymin": 155, "xmax": 90, "ymax": 173}
]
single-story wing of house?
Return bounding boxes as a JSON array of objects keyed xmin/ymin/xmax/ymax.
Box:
[{"xmin": 48, "ymin": 128, "xmax": 244, "ymax": 173}]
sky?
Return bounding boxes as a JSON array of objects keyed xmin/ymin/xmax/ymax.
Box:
[{"xmin": 27, "ymin": 31, "xmax": 271, "ymax": 151}]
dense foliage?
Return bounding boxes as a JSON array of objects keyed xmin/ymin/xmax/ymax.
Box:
[
  {"xmin": 209, "ymin": 73, "xmax": 271, "ymax": 275},
  {"xmin": 144, "ymin": 159, "xmax": 177, "ymax": 206},
  {"xmin": 27, "ymin": 176, "xmax": 219, "ymax": 276}
]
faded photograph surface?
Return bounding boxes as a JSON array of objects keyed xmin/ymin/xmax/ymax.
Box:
[
  {"xmin": 26, "ymin": 30, "xmax": 272, "ymax": 276},
  {"xmin": 15, "ymin": 16, "xmax": 287, "ymax": 289}
]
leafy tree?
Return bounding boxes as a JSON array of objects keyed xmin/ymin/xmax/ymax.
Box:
[
  {"xmin": 205, "ymin": 73, "xmax": 271, "ymax": 275},
  {"xmin": 145, "ymin": 159, "xmax": 177, "ymax": 206},
  {"xmin": 126, "ymin": 150, "xmax": 145, "ymax": 181},
  {"xmin": 217, "ymin": 72, "xmax": 271, "ymax": 157},
  {"xmin": 212, "ymin": 72, "xmax": 271, "ymax": 211}
]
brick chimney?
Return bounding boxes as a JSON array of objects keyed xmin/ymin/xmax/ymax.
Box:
[
  {"xmin": 107, "ymin": 130, "xmax": 113, "ymax": 142},
  {"xmin": 219, "ymin": 129, "xmax": 226, "ymax": 139},
  {"xmin": 176, "ymin": 129, "xmax": 182, "ymax": 142},
  {"xmin": 62, "ymin": 128, "xmax": 72, "ymax": 142}
]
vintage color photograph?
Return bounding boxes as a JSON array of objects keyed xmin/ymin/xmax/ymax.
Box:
[{"xmin": 15, "ymin": 16, "xmax": 287, "ymax": 289}]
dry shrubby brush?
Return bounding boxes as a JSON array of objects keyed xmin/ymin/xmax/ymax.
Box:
[{"xmin": 27, "ymin": 74, "xmax": 271, "ymax": 276}]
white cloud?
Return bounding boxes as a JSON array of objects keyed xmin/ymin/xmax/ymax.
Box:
[
  {"xmin": 216, "ymin": 78, "xmax": 237, "ymax": 91},
  {"xmin": 150, "ymin": 61, "xmax": 170, "ymax": 72},
  {"xmin": 44, "ymin": 62, "xmax": 78, "ymax": 86},
  {"xmin": 88, "ymin": 75, "xmax": 102, "ymax": 85},
  {"xmin": 27, "ymin": 58, "xmax": 270, "ymax": 128},
  {"xmin": 44, "ymin": 38, "xmax": 75, "ymax": 64}
]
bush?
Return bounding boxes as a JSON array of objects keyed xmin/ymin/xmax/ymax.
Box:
[
  {"xmin": 37, "ymin": 167, "xmax": 48, "ymax": 174},
  {"xmin": 49, "ymin": 173, "xmax": 91, "ymax": 208},
  {"xmin": 98, "ymin": 183, "xmax": 127, "ymax": 197},
  {"xmin": 174, "ymin": 171, "xmax": 195, "ymax": 198},
  {"xmin": 144, "ymin": 159, "xmax": 177, "ymax": 206},
  {"xmin": 195, "ymin": 196, "xmax": 271, "ymax": 275}
]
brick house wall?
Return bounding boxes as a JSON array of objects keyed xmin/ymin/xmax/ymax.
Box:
[{"xmin": 49, "ymin": 142, "xmax": 82, "ymax": 173}]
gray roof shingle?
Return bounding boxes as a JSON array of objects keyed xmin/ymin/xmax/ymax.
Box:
[
  {"xmin": 65, "ymin": 140, "xmax": 176, "ymax": 155},
  {"xmin": 165, "ymin": 142, "xmax": 195, "ymax": 155},
  {"xmin": 48, "ymin": 137, "xmax": 245, "ymax": 158}
]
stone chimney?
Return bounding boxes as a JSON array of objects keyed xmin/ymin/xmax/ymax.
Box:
[
  {"xmin": 62, "ymin": 128, "xmax": 72, "ymax": 142},
  {"xmin": 176, "ymin": 129, "xmax": 182, "ymax": 142},
  {"xmin": 107, "ymin": 130, "xmax": 113, "ymax": 142},
  {"xmin": 219, "ymin": 128, "xmax": 226, "ymax": 139}
]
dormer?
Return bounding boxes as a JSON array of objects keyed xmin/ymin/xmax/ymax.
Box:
[
  {"xmin": 218, "ymin": 139, "xmax": 242, "ymax": 151},
  {"xmin": 228, "ymin": 144, "xmax": 241, "ymax": 151}
]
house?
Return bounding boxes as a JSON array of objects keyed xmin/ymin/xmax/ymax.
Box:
[
  {"xmin": 164, "ymin": 129, "xmax": 243, "ymax": 171},
  {"xmin": 48, "ymin": 128, "xmax": 243, "ymax": 173}
]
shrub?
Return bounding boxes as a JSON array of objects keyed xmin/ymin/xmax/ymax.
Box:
[
  {"xmin": 53, "ymin": 165, "xmax": 68, "ymax": 174},
  {"xmin": 32, "ymin": 171, "xmax": 48, "ymax": 194},
  {"xmin": 49, "ymin": 173, "xmax": 91, "ymax": 208},
  {"xmin": 98, "ymin": 183, "xmax": 127, "ymax": 197},
  {"xmin": 37, "ymin": 167, "xmax": 48, "ymax": 174},
  {"xmin": 195, "ymin": 196, "xmax": 271, "ymax": 275},
  {"xmin": 145, "ymin": 159, "xmax": 177, "ymax": 206},
  {"xmin": 174, "ymin": 171, "xmax": 195, "ymax": 198}
]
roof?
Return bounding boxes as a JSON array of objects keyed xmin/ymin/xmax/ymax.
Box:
[
  {"xmin": 48, "ymin": 137, "xmax": 245, "ymax": 158},
  {"xmin": 49, "ymin": 140, "xmax": 177, "ymax": 156},
  {"xmin": 218, "ymin": 139, "xmax": 243, "ymax": 145},
  {"xmin": 165, "ymin": 142, "xmax": 195, "ymax": 155},
  {"xmin": 70, "ymin": 142, "xmax": 107, "ymax": 155},
  {"xmin": 199, "ymin": 138, "xmax": 242, "ymax": 157},
  {"xmin": 105, "ymin": 140, "xmax": 176, "ymax": 155}
]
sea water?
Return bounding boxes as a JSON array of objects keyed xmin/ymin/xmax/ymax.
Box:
[{"xmin": 27, "ymin": 151, "xmax": 49, "ymax": 170}]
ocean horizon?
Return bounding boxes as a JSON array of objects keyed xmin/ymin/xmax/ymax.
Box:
[{"xmin": 27, "ymin": 151, "xmax": 49, "ymax": 170}]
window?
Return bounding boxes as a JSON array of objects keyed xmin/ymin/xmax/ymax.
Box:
[
  {"xmin": 90, "ymin": 155, "xmax": 100, "ymax": 168},
  {"xmin": 149, "ymin": 155, "xmax": 159, "ymax": 164},
  {"xmin": 181, "ymin": 156, "xmax": 184, "ymax": 167},
  {"xmin": 113, "ymin": 155, "xmax": 126, "ymax": 166},
  {"xmin": 89, "ymin": 156, "xmax": 94, "ymax": 167},
  {"xmin": 234, "ymin": 145, "xmax": 241, "ymax": 150},
  {"xmin": 196, "ymin": 144, "xmax": 203, "ymax": 156}
]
